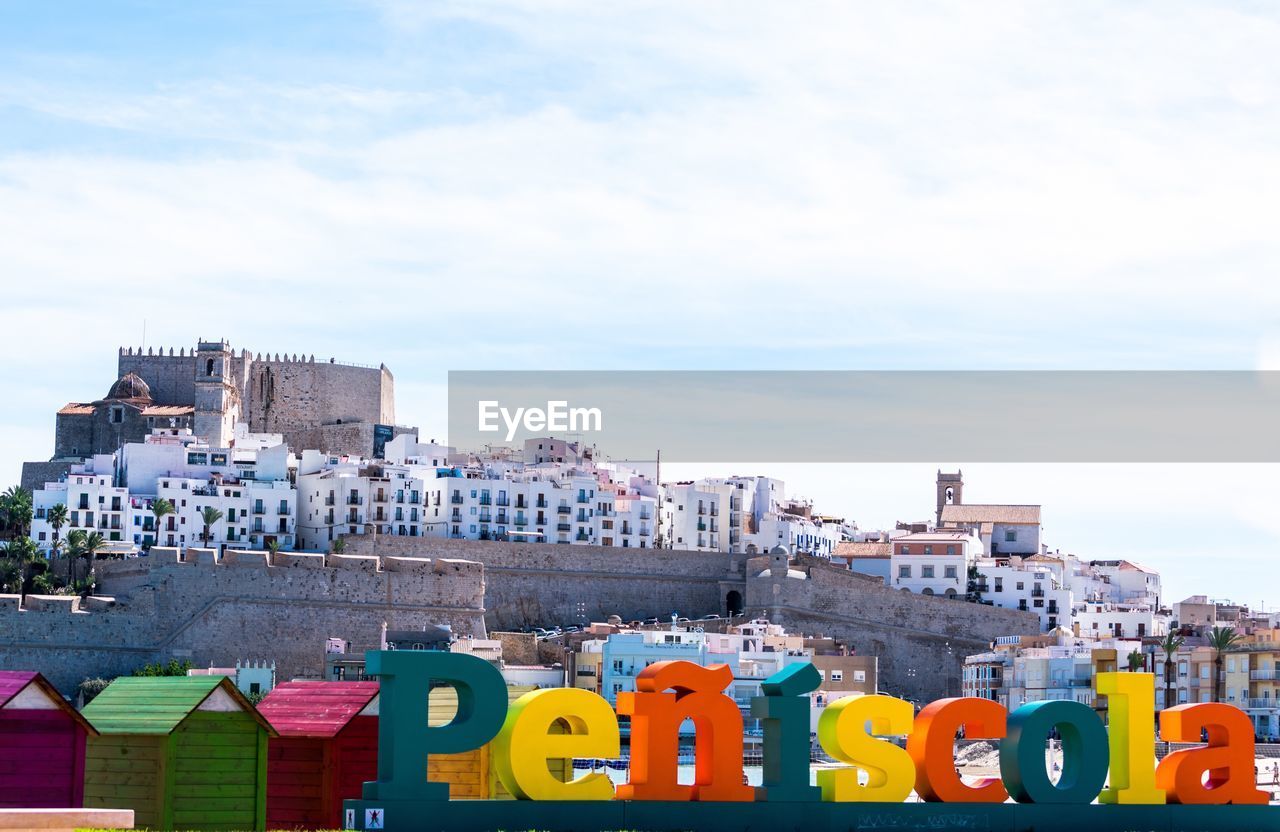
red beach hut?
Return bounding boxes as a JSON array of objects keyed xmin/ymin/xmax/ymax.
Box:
[
  {"xmin": 257, "ymin": 681, "xmax": 379, "ymax": 830},
  {"xmin": 0, "ymin": 670, "xmax": 97, "ymax": 808}
]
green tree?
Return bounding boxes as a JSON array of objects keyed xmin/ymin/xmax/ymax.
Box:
[
  {"xmin": 266, "ymin": 538, "xmax": 281, "ymax": 556},
  {"xmin": 1127, "ymin": 649, "xmax": 1145, "ymax": 672},
  {"xmin": 46, "ymin": 503, "xmax": 68, "ymax": 578},
  {"xmin": 132, "ymin": 659, "xmax": 193, "ymax": 677},
  {"xmin": 330, "ymin": 535, "xmax": 346, "ymax": 554},
  {"xmin": 75, "ymin": 531, "xmax": 106, "ymax": 587},
  {"xmin": 1159, "ymin": 631, "xmax": 1185, "ymax": 709},
  {"xmin": 150, "ymin": 498, "xmax": 175, "ymax": 547},
  {"xmin": 1, "ymin": 537, "xmax": 41, "ymax": 605},
  {"xmin": 0, "ymin": 559, "xmax": 20, "ymax": 593},
  {"xmin": 200, "ymin": 506, "xmax": 224, "ymax": 547},
  {"xmin": 1208, "ymin": 625, "xmax": 1243, "ymax": 703},
  {"xmin": 0, "ymin": 486, "xmax": 32, "ymax": 540}
]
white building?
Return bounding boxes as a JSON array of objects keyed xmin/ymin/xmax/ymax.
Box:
[
  {"xmin": 31, "ymin": 454, "xmax": 133, "ymax": 551},
  {"xmin": 889, "ymin": 530, "xmax": 978, "ymax": 598},
  {"xmin": 973, "ymin": 555, "xmax": 1072, "ymax": 632}
]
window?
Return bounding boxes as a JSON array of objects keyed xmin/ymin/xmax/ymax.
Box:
[
  {"xmin": 923, "ymin": 545, "xmax": 933, "ymax": 555},
  {"xmin": 946, "ymin": 545, "xmax": 956, "ymax": 556},
  {"xmin": 1016, "ymin": 582, "xmax": 1024, "ymax": 591},
  {"xmin": 830, "ymin": 670, "xmax": 843, "ymax": 682},
  {"xmin": 944, "ymin": 565, "xmax": 957, "ymax": 579},
  {"xmin": 1005, "ymin": 529, "xmax": 1017, "ymax": 542},
  {"xmin": 899, "ymin": 544, "xmax": 909, "ymax": 554},
  {"xmin": 853, "ymin": 670, "xmax": 866, "ymax": 682},
  {"xmin": 109, "ymin": 406, "xmax": 124, "ymax": 424},
  {"xmin": 898, "ymin": 565, "xmax": 911, "ymax": 578},
  {"xmin": 612, "ymin": 660, "xmax": 623, "ymax": 673},
  {"xmin": 921, "ymin": 565, "xmax": 935, "ymax": 579}
]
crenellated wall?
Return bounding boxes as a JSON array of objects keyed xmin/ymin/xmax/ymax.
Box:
[{"xmin": 0, "ymin": 546, "xmax": 486, "ymax": 693}]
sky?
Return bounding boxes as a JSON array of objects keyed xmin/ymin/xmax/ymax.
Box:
[{"xmin": 2, "ymin": 1, "xmax": 1279, "ymax": 604}]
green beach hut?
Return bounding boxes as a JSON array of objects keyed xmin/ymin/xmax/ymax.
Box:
[{"xmin": 81, "ymin": 675, "xmax": 276, "ymax": 831}]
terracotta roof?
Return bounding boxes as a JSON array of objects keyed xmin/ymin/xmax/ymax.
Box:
[
  {"xmin": 896, "ymin": 531, "xmax": 973, "ymax": 543},
  {"xmin": 833, "ymin": 542, "xmax": 892, "ymax": 559},
  {"xmin": 257, "ymin": 681, "xmax": 380, "ymax": 738},
  {"xmin": 141, "ymin": 405, "xmax": 195, "ymax": 417},
  {"xmin": 57, "ymin": 403, "xmax": 95, "ymax": 416},
  {"xmin": 940, "ymin": 504, "xmax": 1041, "ymax": 525},
  {"xmin": 0, "ymin": 670, "xmax": 98, "ymax": 735}
]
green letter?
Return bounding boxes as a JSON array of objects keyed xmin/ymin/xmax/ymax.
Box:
[
  {"xmin": 362, "ymin": 650, "xmax": 507, "ymax": 801},
  {"xmin": 752, "ymin": 663, "xmax": 821, "ymax": 802}
]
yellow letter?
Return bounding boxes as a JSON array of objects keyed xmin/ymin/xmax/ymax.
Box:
[
  {"xmin": 493, "ymin": 688, "xmax": 620, "ymax": 800},
  {"xmin": 817, "ymin": 694, "xmax": 915, "ymax": 803},
  {"xmin": 1096, "ymin": 672, "xmax": 1165, "ymax": 805}
]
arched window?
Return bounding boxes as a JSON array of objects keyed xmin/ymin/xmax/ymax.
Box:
[{"xmin": 206, "ymin": 358, "xmax": 215, "ymax": 377}]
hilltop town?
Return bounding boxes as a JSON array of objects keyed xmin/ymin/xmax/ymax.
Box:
[{"xmin": 0, "ymin": 340, "xmax": 1275, "ymax": 744}]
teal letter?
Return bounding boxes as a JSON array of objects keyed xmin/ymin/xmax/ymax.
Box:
[
  {"xmin": 362, "ymin": 650, "xmax": 507, "ymax": 801},
  {"xmin": 1000, "ymin": 699, "xmax": 1109, "ymax": 804},
  {"xmin": 751, "ymin": 662, "xmax": 822, "ymax": 802}
]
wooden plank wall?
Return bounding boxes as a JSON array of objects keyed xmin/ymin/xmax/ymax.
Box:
[
  {"xmin": 170, "ymin": 711, "xmax": 265, "ymax": 831},
  {"xmin": 0, "ymin": 710, "xmax": 84, "ymax": 808},
  {"xmin": 83, "ymin": 735, "xmax": 163, "ymax": 829}
]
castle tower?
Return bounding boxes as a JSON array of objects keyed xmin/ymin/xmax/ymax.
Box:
[
  {"xmin": 936, "ymin": 470, "xmax": 962, "ymax": 526},
  {"xmin": 194, "ymin": 340, "xmax": 241, "ymax": 448}
]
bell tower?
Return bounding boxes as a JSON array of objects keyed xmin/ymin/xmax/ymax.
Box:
[
  {"xmin": 193, "ymin": 339, "xmax": 240, "ymax": 447},
  {"xmin": 936, "ymin": 470, "xmax": 963, "ymax": 526}
]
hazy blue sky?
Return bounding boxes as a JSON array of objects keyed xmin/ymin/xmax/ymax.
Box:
[{"xmin": 2, "ymin": 2, "xmax": 1279, "ymax": 604}]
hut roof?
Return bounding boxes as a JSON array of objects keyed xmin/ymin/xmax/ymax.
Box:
[
  {"xmin": 0, "ymin": 670, "xmax": 98, "ymax": 735},
  {"xmin": 81, "ymin": 676, "xmax": 275, "ymax": 736},
  {"xmin": 257, "ymin": 681, "xmax": 380, "ymax": 738}
]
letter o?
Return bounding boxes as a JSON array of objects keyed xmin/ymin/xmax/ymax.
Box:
[{"xmin": 1000, "ymin": 700, "xmax": 1109, "ymax": 804}]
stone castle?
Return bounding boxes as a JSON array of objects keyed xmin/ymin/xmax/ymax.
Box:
[{"xmin": 25, "ymin": 339, "xmax": 401, "ymax": 488}]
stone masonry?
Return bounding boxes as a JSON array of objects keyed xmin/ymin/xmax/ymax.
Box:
[{"xmin": 0, "ymin": 547, "xmax": 486, "ymax": 693}]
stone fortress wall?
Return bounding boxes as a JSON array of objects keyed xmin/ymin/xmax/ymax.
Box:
[
  {"xmin": 0, "ymin": 537, "xmax": 1038, "ymax": 701},
  {"xmin": 0, "ymin": 546, "xmax": 486, "ymax": 693},
  {"xmin": 342, "ymin": 538, "xmax": 1039, "ymax": 702}
]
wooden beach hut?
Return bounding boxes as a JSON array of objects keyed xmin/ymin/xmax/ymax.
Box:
[
  {"xmin": 0, "ymin": 670, "xmax": 98, "ymax": 808},
  {"xmin": 257, "ymin": 681, "xmax": 380, "ymax": 830},
  {"xmin": 81, "ymin": 675, "xmax": 275, "ymax": 831}
]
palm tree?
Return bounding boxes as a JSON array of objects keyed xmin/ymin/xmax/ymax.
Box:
[
  {"xmin": 0, "ymin": 486, "xmax": 32, "ymax": 540},
  {"xmin": 65, "ymin": 529, "xmax": 86, "ymax": 583},
  {"xmin": 265, "ymin": 539, "xmax": 281, "ymax": 557},
  {"xmin": 0, "ymin": 559, "xmax": 20, "ymax": 593},
  {"xmin": 1159, "ymin": 631, "xmax": 1185, "ymax": 709},
  {"xmin": 76, "ymin": 532, "xmax": 106, "ymax": 588},
  {"xmin": 200, "ymin": 507, "xmax": 224, "ymax": 547},
  {"xmin": 46, "ymin": 501, "xmax": 67, "ymax": 559},
  {"xmin": 150, "ymin": 498, "xmax": 175, "ymax": 542},
  {"xmin": 1, "ymin": 537, "xmax": 41, "ymax": 605},
  {"xmin": 1208, "ymin": 625, "xmax": 1243, "ymax": 703}
]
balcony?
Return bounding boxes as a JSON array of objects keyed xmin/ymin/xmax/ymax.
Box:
[
  {"xmin": 451, "ymin": 495, "xmax": 464, "ymax": 504},
  {"xmin": 557, "ymin": 523, "xmax": 572, "ymax": 532},
  {"xmin": 1031, "ymin": 589, "xmax": 1045, "ymax": 598},
  {"xmin": 278, "ymin": 506, "xmax": 291, "ymax": 516},
  {"xmin": 324, "ymin": 496, "xmax": 335, "ymax": 506},
  {"xmin": 621, "ymin": 525, "xmax": 633, "ymax": 536},
  {"xmin": 479, "ymin": 496, "xmax": 492, "ymax": 506},
  {"xmin": 373, "ymin": 493, "xmax": 388, "ymax": 504},
  {"xmin": 496, "ymin": 497, "xmax": 510, "ymax": 507},
  {"xmin": 576, "ymin": 533, "xmax": 589, "ymax": 541},
  {"xmin": 557, "ymin": 505, "xmax": 571, "ymax": 515},
  {"xmin": 1244, "ymin": 698, "xmax": 1279, "ymax": 710},
  {"xmin": 478, "ymin": 512, "xmax": 492, "ymax": 523},
  {"xmin": 577, "ymin": 495, "xmax": 589, "ymax": 504},
  {"xmin": 536, "ymin": 498, "xmax": 548, "ymax": 509},
  {"xmin": 697, "ymin": 522, "xmax": 707, "ymax": 531},
  {"xmin": 347, "ymin": 496, "xmax": 364, "ymax": 506},
  {"xmin": 497, "ymin": 512, "xmax": 509, "ymax": 524},
  {"xmin": 1251, "ymin": 670, "xmax": 1280, "ymax": 681},
  {"xmin": 514, "ymin": 517, "xmax": 527, "ymax": 527}
]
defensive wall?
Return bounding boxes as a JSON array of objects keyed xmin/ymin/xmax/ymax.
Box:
[
  {"xmin": 343, "ymin": 538, "xmax": 1040, "ymax": 702},
  {"xmin": 0, "ymin": 537, "xmax": 1040, "ymax": 701},
  {"xmin": 0, "ymin": 547, "xmax": 486, "ymax": 694},
  {"xmin": 746, "ymin": 552, "xmax": 1038, "ymax": 702}
]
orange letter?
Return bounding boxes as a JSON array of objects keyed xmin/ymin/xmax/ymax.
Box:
[
  {"xmin": 1156, "ymin": 703, "xmax": 1267, "ymax": 805},
  {"xmin": 907, "ymin": 698, "xmax": 1008, "ymax": 803},
  {"xmin": 617, "ymin": 661, "xmax": 753, "ymax": 802}
]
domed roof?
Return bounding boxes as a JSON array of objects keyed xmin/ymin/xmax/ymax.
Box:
[{"xmin": 106, "ymin": 372, "xmax": 151, "ymax": 401}]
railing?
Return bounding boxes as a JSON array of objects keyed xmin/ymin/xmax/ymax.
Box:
[
  {"xmin": 639, "ymin": 526, "xmax": 650, "ymax": 536},
  {"xmin": 1252, "ymin": 670, "xmax": 1280, "ymax": 681},
  {"xmin": 324, "ymin": 496, "xmax": 335, "ymax": 506},
  {"xmin": 621, "ymin": 526, "xmax": 633, "ymax": 536},
  {"xmin": 576, "ymin": 533, "xmax": 589, "ymax": 541},
  {"xmin": 557, "ymin": 523, "xmax": 572, "ymax": 532},
  {"xmin": 479, "ymin": 512, "xmax": 492, "ymax": 523},
  {"xmin": 577, "ymin": 495, "xmax": 589, "ymax": 504},
  {"xmin": 278, "ymin": 506, "xmax": 290, "ymax": 516},
  {"xmin": 347, "ymin": 496, "xmax": 364, "ymax": 505},
  {"xmin": 557, "ymin": 505, "xmax": 571, "ymax": 514},
  {"xmin": 451, "ymin": 495, "xmax": 464, "ymax": 504},
  {"xmin": 373, "ymin": 493, "xmax": 388, "ymax": 503},
  {"xmin": 497, "ymin": 498, "xmax": 510, "ymax": 507},
  {"xmin": 514, "ymin": 518, "xmax": 528, "ymax": 527},
  {"xmin": 1244, "ymin": 698, "xmax": 1278, "ymax": 710},
  {"xmin": 479, "ymin": 496, "xmax": 492, "ymax": 506}
]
